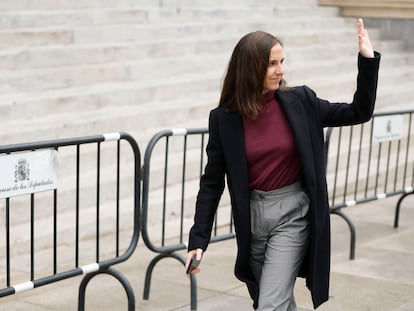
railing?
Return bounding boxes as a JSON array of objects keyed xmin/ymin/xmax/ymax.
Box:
[
  {"xmin": 1, "ymin": 112, "xmax": 411, "ymax": 309},
  {"xmin": 325, "ymin": 110, "xmax": 414, "ymax": 259},
  {"xmin": 141, "ymin": 128, "xmax": 234, "ymax": 311},
  {"xmin": 0, "ymin": 133, "xmax": 141, "ymax": 310},
  {"xmin": 142, "ymin": 112, "xmax": 414, "ymax": 308}
]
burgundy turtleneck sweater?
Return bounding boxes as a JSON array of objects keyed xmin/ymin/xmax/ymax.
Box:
[{"xmin": 242, "ymin": 90, "xmax": 302, "ymax": 191}]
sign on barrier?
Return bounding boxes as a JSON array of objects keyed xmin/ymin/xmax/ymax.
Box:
[
  {"xmin": 0, "ymin": 149, "xmax": 58, "ymax": 199},
  {"xmin": 0, "ymin": 133, "xmax": 141, "ymax": 311},
  {"xmin": 372, "ymin": 114, "xmax": 403, "ymax": 143}
]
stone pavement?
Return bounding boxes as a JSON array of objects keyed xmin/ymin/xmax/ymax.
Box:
[{"xmin": 0, "ymin": 195, "xmax": 413, "ymax": 310}]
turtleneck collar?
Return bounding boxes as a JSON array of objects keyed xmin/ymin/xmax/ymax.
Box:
[{"xmin": 262, "ymin": 90, "xmax": 276, "ymax": 103}]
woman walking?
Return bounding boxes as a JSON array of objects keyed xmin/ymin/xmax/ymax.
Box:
[{"xmin": 186, "ymin": 18, "xmax": 380, "ymax": 310}]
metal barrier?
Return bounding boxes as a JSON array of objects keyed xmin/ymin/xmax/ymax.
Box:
[
  {"xmin": 0, "ymin": 132, "xmax": 141, "ymax": 310},
  {"xmin": 325, "ymin": 110, "xmax": 414, "ymax": 259},
  {"xmin": 140, "ymin": 110, "xmax": 414, "ymax": 308},
  {"xmin": 141, "ymin": 128, "xmax": 235, "ymax": 311}
]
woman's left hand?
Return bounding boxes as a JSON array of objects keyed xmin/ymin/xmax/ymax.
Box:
[{"xmin": 357, "ymin": 18, "xmax": 375, "ymax": 58}]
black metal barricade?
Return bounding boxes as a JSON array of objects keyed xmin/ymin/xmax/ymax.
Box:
[
  {"xmin": 141, "ymin": 128, "xmax": 235, "ymax": 311},
  {"xmin": 0, "ymin": 132, "xmax": 141, "ymax": 310},
  {"xmin": 325, "ymin": 110, "xmax": 414, "ymax": 259}
]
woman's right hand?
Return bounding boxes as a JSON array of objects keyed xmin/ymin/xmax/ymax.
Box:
[{"xmin": 185, "ymin": 248, "xmax": 203, "ymax": 275}]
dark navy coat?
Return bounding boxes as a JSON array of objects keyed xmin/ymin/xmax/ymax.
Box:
[{"xmin": 188, "ymin": 52, "xmax": 380, "ymax": 309}]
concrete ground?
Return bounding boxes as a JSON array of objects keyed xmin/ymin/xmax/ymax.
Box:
[{"xmin": 0, "ymin": 194, "xmax": 413, "ymax": 310}]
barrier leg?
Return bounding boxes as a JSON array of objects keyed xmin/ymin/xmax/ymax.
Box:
[
  {"xmin": 189, "ymin": 270, "xmax": 198, "ymax": 310},
  {"xmin": 78, "ymin": 267, "xmax": 135, "ymax": 311},
  {"xmin": 394, "ymin": 191, "xmax": 414, "ymax": 228},
  {"xmin": 142, "ymin": 253, "xmax": 165, "ymax": 300},
  {"xmin": 143, "ymin": 252, "xmax": 198, "ymax": 310},
  {"xmin": 331, "ymin": 209, "xmax": 356, "ymax": 260}
]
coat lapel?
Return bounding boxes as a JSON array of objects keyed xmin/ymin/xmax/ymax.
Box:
[
  {"xmin": 276, "ymin": 90, "xmax": 317, "ymax": 190},
  {"xmin": 220, "ymin": 111, "xmax": 250, "ymax": 198}
]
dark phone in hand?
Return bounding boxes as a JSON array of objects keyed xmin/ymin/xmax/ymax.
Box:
[{"xmin": 186, "ymin": 257, "xmax": 200, "ymax": 274}]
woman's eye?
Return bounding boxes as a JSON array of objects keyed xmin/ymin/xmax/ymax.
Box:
[{"xmin": 269, "ymin": 60, "xmax": 283, "ymax": 67}]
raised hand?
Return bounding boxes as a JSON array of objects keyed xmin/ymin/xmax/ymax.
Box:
[{"xmin": 357, "ymin": 18, "xmax": 374, "ymax": 58}]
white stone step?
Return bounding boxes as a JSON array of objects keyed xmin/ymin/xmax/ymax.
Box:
[
  {"xmin": 147, "ymin": 6, "xmax": 341, "ymax": 22},
  {"xmin": 0, "ymin": 8, "xmax": 276, "ymax": 30},
  {"xmin": 3, "ymin": 6, "xmax": 334, "ymax": 30},
  {"xmin": 0, "ymin": 8, "xmax": 148, "ymax": 29},
  {"xmin": 0, "ymin": 0, "xmax": 145, "ymax": 11},
  {"xmin": 0, "ymin": 6, "xmax": 342, "ymax": 31},
  {"xmin": 0, "ymin": 27, "xmax": 73, "ymax": 48},
  {"xmin": 158, "ymin": 0, "xmax": 320, "ymax": 8}
]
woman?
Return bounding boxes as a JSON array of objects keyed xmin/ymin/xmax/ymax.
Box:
[{"xmin": 186, "ymin": 18, "xmax": 380, "ymax": 310}]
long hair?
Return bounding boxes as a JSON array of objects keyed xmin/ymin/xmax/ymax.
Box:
[{"xmin": 219, "ymin": 31, "xmax": 286, "ymax": 120}]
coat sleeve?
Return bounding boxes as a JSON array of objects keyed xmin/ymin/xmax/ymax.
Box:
[
  {"xmin": 305, "ymin": 51, "xmax": 381, "ymax": 127},
  {"xmin": 188, "ymin": 109, "xmax": 226, "ymax": 252}
]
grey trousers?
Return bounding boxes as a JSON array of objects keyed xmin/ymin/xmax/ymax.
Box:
[{"xmin": 249, "ymin": 182, "xmax": 310, "ymax": 311}]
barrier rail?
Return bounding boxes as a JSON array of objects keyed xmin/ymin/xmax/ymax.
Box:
[
  {"xmin": 0, "ymin": 132, "xmax": 141, "ymax": 310},
  {"xmin": 2, "ymin": 111, "xmax": 411, "ymax": 309},
  {"xmin": 142, "ymin": 112, "xmax": 414, "ymax": 308},
  {"xmin": 141, "ymin": 128, "xmax": 234, "ymax": 311},
  {"xmin": 325, "ymin": 109, "xmax": 414, "ymax": 259}
]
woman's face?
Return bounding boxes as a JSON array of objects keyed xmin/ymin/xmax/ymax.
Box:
[{"xmin": 262, "ymin": 43, "xmax": 284, "ymax": 93}]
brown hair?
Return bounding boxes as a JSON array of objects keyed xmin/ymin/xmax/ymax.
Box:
[{"xmin": 219, "ymin": 31, "xmax": 286, "ymax": 120}]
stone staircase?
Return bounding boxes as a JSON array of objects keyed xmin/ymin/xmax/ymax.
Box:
[
  {"xmin": 0, "ymin": 0, "xmax": 413, "ymax": 298},
  {"xmin": 1, "ymin": 0, "xmax": 412, "ymax": 149}
]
